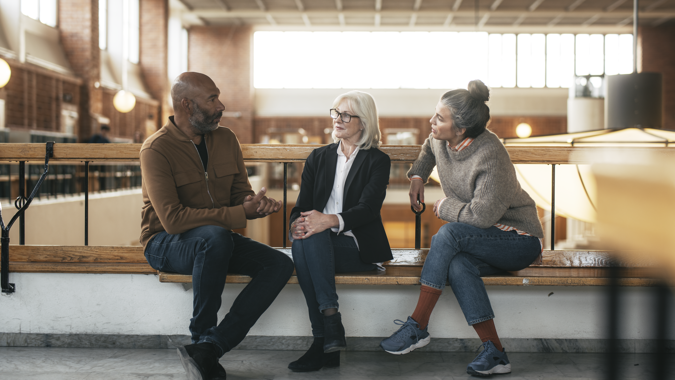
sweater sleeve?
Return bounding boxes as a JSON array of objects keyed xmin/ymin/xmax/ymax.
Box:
[
  {"xmin": 407, "ymin": 135, "xmax": 436, "ymax": 183},
  {"xmin": 141, "ymin": 148, "xmax": 248, "ymax": 235},
  {"xmin": 437, "ymin": 154, "xmax": 517, "ymax": 228}
]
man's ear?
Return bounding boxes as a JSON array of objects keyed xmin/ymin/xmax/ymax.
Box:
[
  {"xmin": 181, "ymin": 98, "xmax": 191, "ymax": 114},
  {"xmin": 457, "ymin": 127, "xmax": 467, "ymax": 136}
]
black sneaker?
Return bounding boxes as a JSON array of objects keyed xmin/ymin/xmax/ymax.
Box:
[{"xmin": 177, "ymin": 342, "xmax": 220, "ymax": 380}]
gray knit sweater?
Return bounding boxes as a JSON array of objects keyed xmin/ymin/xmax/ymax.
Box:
[{"xmin": 408, "ymin": 130, "xmax": 544, "ymax": 238}]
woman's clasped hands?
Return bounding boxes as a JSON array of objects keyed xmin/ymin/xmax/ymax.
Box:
[{"xmin": 290, "ymin": 210, "xmax": 339, "ymax": 240}]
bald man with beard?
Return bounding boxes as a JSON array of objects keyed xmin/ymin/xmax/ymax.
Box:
[{"xmin": 140, "ymin": 72, "xmax": 294, "ymax": 380}]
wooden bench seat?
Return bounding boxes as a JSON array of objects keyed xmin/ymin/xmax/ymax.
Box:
[{"xmin": 2, "ymin": 245, "xmax": 661, "ymax": 287}]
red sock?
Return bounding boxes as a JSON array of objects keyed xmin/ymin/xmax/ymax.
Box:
[
  {"xmin": 472, "ymin": 319, "xmax": 503, "ymax": 352},
  {"xmin": 410, "ymin": 285, "xmax": 442, "ymax": 330}
]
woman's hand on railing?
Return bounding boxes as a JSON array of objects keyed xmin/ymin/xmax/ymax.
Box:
[{"xmin": 409, "ymin": 178, "xmax": 425, "ymax": 212}]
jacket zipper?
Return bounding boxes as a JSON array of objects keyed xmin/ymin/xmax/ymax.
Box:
[{"xmin": 192, "ymin": 140, "xmax": 215, "ymax": 209}]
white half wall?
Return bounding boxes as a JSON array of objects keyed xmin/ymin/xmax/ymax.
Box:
[
  {"xmin": 254, "ymin": 88, "xmax": 569, "ymax": 117},
  {"xmin": 1, "ymin": 272, "xmax": 672, "ymax": 341}
]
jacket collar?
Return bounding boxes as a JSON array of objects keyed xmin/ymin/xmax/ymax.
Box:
[{"xmin": 164, "ymin": 116, "xmax": 202, "ymax": 142}]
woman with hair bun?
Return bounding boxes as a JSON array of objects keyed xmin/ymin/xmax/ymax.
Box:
[{"xmin": 380, "ymin": 80, "xmax": 543, "ymax": 377}]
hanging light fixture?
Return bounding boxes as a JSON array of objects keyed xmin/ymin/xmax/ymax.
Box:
[
  {"xmin": 0, "ymin": 58, "xmax": 11, "ymax": 88},
  {"xmin": 515, "ymin": 123, "xmax": 532, "ymax": 138},
  {"xmin": 113, "ymin": 0, "xmax": 136, "ymax": 113}
]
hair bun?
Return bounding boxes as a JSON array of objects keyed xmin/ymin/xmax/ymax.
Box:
[{"xmin": 468, "ymin": 80, "xmax": 489, "ymax": 102}]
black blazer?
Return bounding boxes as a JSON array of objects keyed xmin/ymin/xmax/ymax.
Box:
[{"xmin": 290, "ymin": 143, "xmax": 393, "ymax": 264}]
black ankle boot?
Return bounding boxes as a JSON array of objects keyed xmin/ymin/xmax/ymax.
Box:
[
  {"xmin": 177, "ymin": 342, "xmax": 221, "ymax": 380},
  {"xmin": 288, "ymin": 337, "xmax": 340, "ymax": 372},
  {"xmin": 323, "ymin": 312, "xmax": 347, "ymax": 353}
]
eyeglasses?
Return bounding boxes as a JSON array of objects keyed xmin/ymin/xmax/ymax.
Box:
[{"xmin": 330, "ymin": 109, "xmax": 360, "ymax": 123}]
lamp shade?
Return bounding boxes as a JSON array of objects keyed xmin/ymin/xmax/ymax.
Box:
[
  {"xmin": 0, "ymin": 58, "xmax": 11, "ymax": 88},
  {"xmin": 113, "ymin": 90, "xmax": 136, "ymax": 113}
]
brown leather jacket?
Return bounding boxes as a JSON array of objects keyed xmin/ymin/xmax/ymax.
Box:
[{"xmin": 139, "ymin": 117, "xmax": 254, "ymax": 247}]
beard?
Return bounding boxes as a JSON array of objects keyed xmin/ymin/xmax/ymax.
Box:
[{"xmin": 189, "ymin": 103, "xmax": 222, "ymax": 134}]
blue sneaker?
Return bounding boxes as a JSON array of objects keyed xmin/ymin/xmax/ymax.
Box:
[
  {"xmin": 466, "ymin": 340, "xmax": 511, "ymax": 377},
  {"xmin": 379, "ymin": 316, "xmax": 430, "ymax": 355}
]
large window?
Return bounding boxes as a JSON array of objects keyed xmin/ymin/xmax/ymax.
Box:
[
  {"xmin": 22, "ymin": 0, "xmax": 58, "ymax": 27},
  {"xmin": 254, "ymin": 31, "xmax": 634, "ymax": 89},
  {"xmin": 99, "ymin": 0, "xmax": 107, "ymax": 50},
  {"xmin": 125, "ymin": 0, "xmax": 139, "ymax": 64}
]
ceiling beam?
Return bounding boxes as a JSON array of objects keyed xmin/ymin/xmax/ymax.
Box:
[
  {"xmin": 547, "ymin": 14, "xmax": 563, "ymax": 26},
  {"xmin": 513, "ymin": 14, "xmax": 527, "ymax": 26},
  {"xmin": 188, "ymin": 9, "xmax": 673, "ymax": 18},
  {"xmin": 338, "ymin": 13, "xmax": 345, "ymax": 26},
  {"xmin": 409, "ymin": 13, "xmax": 418, "ymax": 27},
  {"xmin": 213, "ymin": 0, "xmax": 229, "ymax": 11},
  {"xmin": 254, "ymin": 0, "xmax": 266, "ymax": 11},
  {"xmin": 414, "ymin": 0, "xmax": 423, "ymax": 11},
  {"xmin": 616, "ymin": 16, "xmax": 632, "ymax": 26},
  {"xmin": 335, "ymin": 0, "xmax": 343, "ymax": 11},
  {"xmin": 266, "ymin": 13, "xmax": 276, "ymax": 25},
  {"xmin": 177, "ymin": 0, "xmax": 193, "ymax": 11},
  {"xmin": 605, "ymin": 0, "xmax": 627, "ymax": 12},
  {"xmin": 581, "ymin": 14, "xmax": 600, "ymax": 26},
  {"xmin": 443, "ymin": 13, "xmax": 454, "ymax": 26},
  {"xmin": 490, "ymin": 0, "xmax": 503, "ymax": 11},
  {"xmin": 567, "ymin": 0, "xmax": 586, "ymax": 12},
  {"xmin": 302, "ymin": 13, "xmax": 311, "ymax": 26},
  {"xmin": 478, "ymin": 13, "xmax": 490, "ymax": 28},
  {"xmin": 294, "ymin": 0, "xmax": 304, "ymax": 12},
  {"xmin": 375, "ymin": 0, "xmax": 382, "ymax": 11},
  {"xmin": 452, "ymin": 0, "xmax": 463, "ymax": 12},
  {"xmin": 375, "ymin": 13, "xmax": 381, "ymax": 26},
  {"xmin": 652, "ymin": 16, "xmax": 672, "ymax": 25},
  {"xmin": 645, "ymin": 0, "xmax": 667, "ymax": 11},
  {"xmin": 528, "ymin": 0, "xmax": 546, "ymax": 12}
]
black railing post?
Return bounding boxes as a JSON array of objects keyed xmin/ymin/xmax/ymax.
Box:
[
  {"xmin": 283, "ymin": 163, "xmax": 288, "ymax": 249},
  {"xmin": 606, "ymin": 264, "xmax": 621, "ymax": 380},
  {"xmin": 653, "ymin": 283, "xmax": 670, "ymax": 380},
  {"xmin": 1, "ymin": 230, "xmax": 13, "ymax": 293},
  {"xmin": 84, "ymin": 161, "xmax": 89, "ymax": 246},
  {"xmin": 551, "ymin": 164, "xmax": 556, "ymax": 250},
  {"xmin": 411, "ymin": 199, "xmax": 426, "ymax": 250},
  {"xmin": 18, "ymin": 161, "xmax": 25, "ymax": 245}
]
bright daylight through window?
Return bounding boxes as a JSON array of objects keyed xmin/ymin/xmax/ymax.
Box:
[
  {"xmin": 254, "ymin": 31, "xmax": 634, "ymax": 90},
  {"xmin": 21, "ymin": 0, "xmax": 58, "ymax": 27}
]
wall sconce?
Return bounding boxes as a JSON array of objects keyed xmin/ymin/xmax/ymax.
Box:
[
  {"xmin": 113, "ymin": 89, "xmax": 136, "ymax": 113},
  {"xmin": 516, "ymin": 123, "xmax": 532, "ymax": 138},
  {"xmin": 0, "ymin": 58, "xmax": 11, "ymax": 88}
]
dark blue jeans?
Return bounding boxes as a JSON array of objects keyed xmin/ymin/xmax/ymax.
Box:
[
  {"xmin": 144, "ymin": 225, "xmax": 294, "ymax": 357},
  {"xmin": 421, "ymin": 222, "xmax": 541, "ymax": 325},
  {"xmin": 292, "ymin": 229, "xmax": 377, "ymax": 337}
]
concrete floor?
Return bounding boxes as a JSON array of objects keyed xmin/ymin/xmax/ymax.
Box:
[{"xmin": 0, "ymin": 347, "xmax": 673, "ymax": 380}]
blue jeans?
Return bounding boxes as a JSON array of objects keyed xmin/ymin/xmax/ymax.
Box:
[
  {"xmin": 421, "ymin": 222, "xmax": 541, "ymax": 325},
  {"xmin": 292, "ymin": 229, "xmax": 377, "ymax": 337},
  {"xmin": 144, "ymin": 225, "xmax": 294, "ymax": 357}
]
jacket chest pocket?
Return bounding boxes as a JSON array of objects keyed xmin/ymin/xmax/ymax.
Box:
[
  {"xmin": 212, "ymin": 163, "xmax": 239, "ymax": 204},
  {"xmin": 174, "ymin": 171, "xmax": 204, "ymax": 206}
]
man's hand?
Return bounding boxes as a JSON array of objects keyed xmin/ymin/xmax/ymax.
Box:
[
  {"xmin": 243, "ymin": 187, "xmax": 281, "ymax": 219},
  {"xmin": 409, "ymin": 179, "xmax": 425, "ymax": 212}
]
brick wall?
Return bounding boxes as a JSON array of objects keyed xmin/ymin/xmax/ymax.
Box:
[
  {"xmin": 140, "ymin": 0, "xmax": 170, "ymax": 128},
  {"xmin": 0, "ymin": 58, "xmax": 82, "ymax": 132},
  {"xmin": 59, "ymin": 0, "xmax": 102, "ymax": 141},
  {"xmin": 639, "ymin": 25, "xmax": 675, "ymax": 130},
  {"xmin": 188, "ymin": 26, "xmax": 254, "ymax": 143}
]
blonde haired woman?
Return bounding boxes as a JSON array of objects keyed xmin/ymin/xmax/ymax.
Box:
[{"xmin": 288, "ymin": 90, "xmax": 393, "ymax": 372}]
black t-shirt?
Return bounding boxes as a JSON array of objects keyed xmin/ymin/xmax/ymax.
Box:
[{"xmin": 196, "ymin": 137, "xmax": 208, "ymax": 170}]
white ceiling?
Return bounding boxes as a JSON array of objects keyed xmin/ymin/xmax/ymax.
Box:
[{"xmin": 172, "ymin": 0, "xmax": 675, "ymax": 32}]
